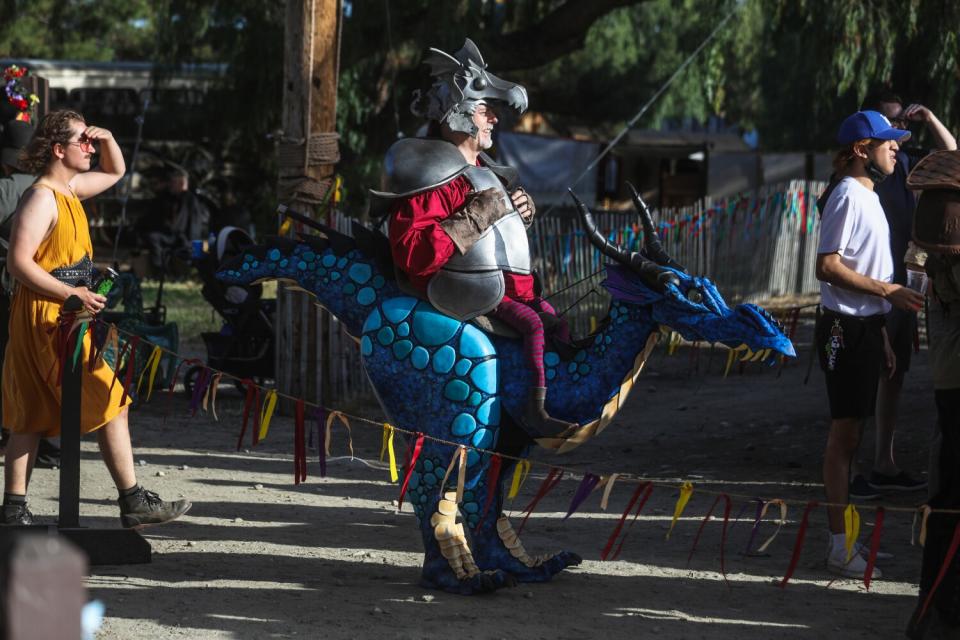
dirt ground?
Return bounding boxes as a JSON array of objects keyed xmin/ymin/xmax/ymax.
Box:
[{"xmin": 13, "ymin": 316, "xmax": 938, "ymax": 639}]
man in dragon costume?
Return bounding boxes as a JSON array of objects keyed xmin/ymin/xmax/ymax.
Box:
[
  {"xmin": 218, "ymin": 39, "xmax": 794, "ymax": 595},
  {"xmin": 373, "ymin": 38, "xmax": 591, "ymax": 438}
]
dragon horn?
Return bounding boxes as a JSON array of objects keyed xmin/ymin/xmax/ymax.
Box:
[
  {"xmin": 568, "ymin": 189, "xmax": 632, "ymax": 266},
  {"xmin": 626, "ymin": 182, "xmax": 686, "ymax": 273}
]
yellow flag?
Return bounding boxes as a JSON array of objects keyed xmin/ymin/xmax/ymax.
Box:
[
  {"xmin": 136, "ymin": 347, "xmax": 163, "ymax": 396},
  {"xmin": 508, "ymin": 460, "xmax": 531, "ymax": 500},
  {"xmin": 667, "ymin": 331, "xmax": 680, "ymax": 356},
  {"xmin": 146, "ymin": 347, "xmax": 163, "ymax": 400},
  {"xmin": 843, "ymin": 503, "xmax": 861, "ymax": 562},
  {"xmin": 257, "ymin": 390, "xmax": 279, "ymax": 441},
  {"xmin": 666, "ymin": 482, "xmax": 694, "ymax": 540},
  {"xmin": 386, "ymin": 425, "xmax": 398, "ymax": 482},
  {"xmin": 380, "ymin": 423, "xmax": 390, "ymax": 462}
]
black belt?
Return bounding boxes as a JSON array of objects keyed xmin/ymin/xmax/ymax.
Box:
[
  {"xmin": 821, "ymin": 306, "xmax": 886, "ymax": 329},
  {"xmin": 49, "ymin": 255, "xmax": 93, "ymax": 287}
]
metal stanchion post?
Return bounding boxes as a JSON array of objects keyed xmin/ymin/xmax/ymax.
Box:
[{"xmin": 0, "ymin": 296, "xmax": 152, "ymax": 565}]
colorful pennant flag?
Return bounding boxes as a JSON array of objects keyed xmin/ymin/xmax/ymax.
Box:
[{"xmin": 666, "ymin": 482, "xmax": 694, "ymax": 540}]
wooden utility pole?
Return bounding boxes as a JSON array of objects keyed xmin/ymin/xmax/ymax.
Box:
[{"xmin": 276, "ymin": 0, "xmax": 342, "ymax": 407}]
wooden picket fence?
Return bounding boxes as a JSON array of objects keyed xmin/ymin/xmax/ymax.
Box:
[
  {"xmin": 528, "ymin": 179, "xmax": 826, "ymax": 336},
  {"xmin": 282, "ymin": 179, "xmax": 827, "ymax": 403}
]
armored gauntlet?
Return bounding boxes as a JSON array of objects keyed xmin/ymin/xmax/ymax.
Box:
[{"xmin": 440, "ymin": 188, "xmax": 512, "ymax": 255}]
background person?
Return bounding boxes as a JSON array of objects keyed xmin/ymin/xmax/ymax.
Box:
[
  {"xmin": 1, "ymin": 110, "xmax": 190, "ymax": 527},
  {"xmin": 815, "ymin": 110, "xmax": 924, "ymax": 578},
  {"xmin": 846, "ymin": 91, "xmax": 957, "ymax": 500},
  {"xmin": 137, "ymin": 165, "xmax": 211, "ymax": 275},
  {"xmin": 0, "ymin": 118, "xmax": 60, "ymax": 468},
  {"xmin": 903, "ymin": 149, "xmax": 960, "ymax": 637}
]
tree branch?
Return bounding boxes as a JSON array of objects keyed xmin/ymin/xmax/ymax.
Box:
[{"xmin": 480, "ymin": 0, "xmax": 648, "ymax": 71}]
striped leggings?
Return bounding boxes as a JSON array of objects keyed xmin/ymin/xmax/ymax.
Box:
[{"xmin": 491, "ymin": 296, "xmax": 569, "ymax": 388}]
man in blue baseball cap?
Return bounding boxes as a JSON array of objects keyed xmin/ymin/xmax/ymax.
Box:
[{"xmin": 815, "ymin": 110, "xmax": 925, "ymax": 579}]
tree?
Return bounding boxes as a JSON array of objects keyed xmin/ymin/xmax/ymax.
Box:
[
  {"xmin": 2, "ymin": 0, "xmax": 957, "ymax": 217},
  {"xmin": 0, "ymin": 0, "xmax": 157, "ymax": 61}
]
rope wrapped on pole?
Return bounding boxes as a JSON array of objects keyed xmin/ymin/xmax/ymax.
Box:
[
  {"xmin": 277, "ymin": 132, "xmax": 340, "ymax": 204},
  {"xmin": 277, "ymin": 132, "xmax": 341, "ymax": 171}
]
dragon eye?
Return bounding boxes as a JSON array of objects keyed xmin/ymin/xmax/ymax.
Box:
[
  {"xmin": 686, "ymin": 289, "xmax": 704, "ymax": 304},
  {"xmin": 472, "ymin": 77, "xmax": 487, "ymax": 91}
]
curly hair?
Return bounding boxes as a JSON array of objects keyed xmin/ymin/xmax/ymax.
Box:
[{"xmin": 18, "ymin": 109, "xmax": 86, "ymax": 175}]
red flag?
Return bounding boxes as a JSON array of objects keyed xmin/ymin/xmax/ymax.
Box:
[
  {"xmin": 479, "ymin": 454, "xmax": 503, "ymax": 526},
  {"xmin": 610, "ymin": 483, "xmax": 655, "ymax": 561},
  {"xmin": 396, "ymin": 433, "xmax": 424, "ymax": 511},
  {"xmin": 780, "ymin": 500, "xmax": 819, "ymax": 588},
  {"xmin": 517, "ymin": 468, "xmax": 564, "ymax": 535},
  {"xmin": 918, "ymin": 520, "xmax": 960, "ymax": 622}
]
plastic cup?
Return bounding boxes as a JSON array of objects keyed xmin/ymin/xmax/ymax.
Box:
[{"xmin": 906, "ymin": 268, "xmax": 928, "ymax": 294}]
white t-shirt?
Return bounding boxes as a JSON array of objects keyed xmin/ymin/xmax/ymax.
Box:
[{"xmin": 817, "ymin": 177, "xmax": 893, "ymax": 316}]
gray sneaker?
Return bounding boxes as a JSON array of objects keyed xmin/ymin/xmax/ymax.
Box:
[
  {"xmin": 118, "ymin": 486, "xmax": 191, "ymax": 529},
  {"xmin": 1, "ymin": 503, "xmax": 34, "ymax": 526}
]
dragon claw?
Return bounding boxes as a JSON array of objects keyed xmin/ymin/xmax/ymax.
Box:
[
  {"xmin": 473, "ymin": 517, "xmax": 582, "ymax": 583},
  {"xmin": 478, "ymin": 550, "xmax": 581, "ymax": 583},
  {"xmin": 419, "ymin": 568, "xmax": 515, "ymax": 595}
]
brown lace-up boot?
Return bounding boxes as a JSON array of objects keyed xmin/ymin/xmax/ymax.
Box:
[{"xmin": 118, "ymin": 485, "xmax": 192, "ymax": 529}]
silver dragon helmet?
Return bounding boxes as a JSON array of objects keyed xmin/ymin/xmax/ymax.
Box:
[{"xmin": 411, "ymin": 38, "xmax": 528, "ymax": 137}]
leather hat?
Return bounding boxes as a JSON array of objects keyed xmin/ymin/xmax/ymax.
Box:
[
  {"xmin": 908, "ymin": 151, "xmax": 960, "ymax": 254},
  {"xmin": 907, "ymin": 149, "xmax": 960, "ymax": 191}
]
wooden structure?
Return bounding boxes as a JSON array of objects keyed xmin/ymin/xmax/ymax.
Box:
[{"xmin": 275, "ymin": 0, "xmax": 345, "ymax": 408}]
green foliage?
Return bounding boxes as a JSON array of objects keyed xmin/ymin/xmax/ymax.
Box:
[
  {"xmin": 756, "ymin": 0, "xmax": 960, "ymax": 149},
  {"xmin": 524, "ymin": 0, "xmax": 739, "ymax": 127},
  {"xmin": 0, "ymin": 0, "xmax": 157, "ymax": 60},
  {"xmin": 2, "ymin": 0, "xmax": 958, "ymax": 212}
]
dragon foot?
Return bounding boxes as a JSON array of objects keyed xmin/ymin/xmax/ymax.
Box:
[
  {"xmin": 418, "ymin": 563, "xmax": 516, "ymax": 595},
  {"xmin": 420, "ymin": 493, "xmax": 517, "ymax": 595},
  {"xmin": 475, "ymin": 516, "xmax": 581, "ymax": 583}
]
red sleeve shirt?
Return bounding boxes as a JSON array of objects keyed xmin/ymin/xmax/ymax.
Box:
[{"xmin": 388, "ymin": 175, "xmax": 534, "ymax": 301}]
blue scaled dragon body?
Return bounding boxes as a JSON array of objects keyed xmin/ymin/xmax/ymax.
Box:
[{"xmin": 218, "ymin": 195, "xmax": 795, "ymax": 595}]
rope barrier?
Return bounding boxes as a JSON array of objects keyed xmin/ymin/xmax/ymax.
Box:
[{"xmin": 91, "ymin": 316, "xmax": 960, "ymax": 517}]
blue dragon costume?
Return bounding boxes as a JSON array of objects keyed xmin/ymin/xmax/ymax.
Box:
[
  {"xmin": 217, "ymin": 39, "xmax": 795, "ymax": 595},
  {"xmin": 217, "ymin": 194, "xmax": 794, "ymax": 594}
]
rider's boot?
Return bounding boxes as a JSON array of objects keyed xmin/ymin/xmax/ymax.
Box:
[{"xmin": 522, "ymin": 387, "xmax": 577, "ymax": 438}]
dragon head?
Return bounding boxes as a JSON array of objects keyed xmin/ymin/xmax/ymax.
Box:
[
  {"xmin": 571, "ymin": 187, "xmax": 796, "ymax": 362},
  {"xmin": 410, "ymin": 38, "xmax": 528, "ymax": 137}
]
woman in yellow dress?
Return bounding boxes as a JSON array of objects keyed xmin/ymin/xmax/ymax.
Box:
[{"xmin": 1, "ymin": 110, "xmax": 190, "ymax": 527}]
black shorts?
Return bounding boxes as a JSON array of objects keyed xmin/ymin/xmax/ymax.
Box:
[
  {"xmin": 815, "ymin": 308, "xmax": 885, "ymax": 419},
  {"xmin": 885, "ymin": 306, "xmax": 917, "ymax": 373}
]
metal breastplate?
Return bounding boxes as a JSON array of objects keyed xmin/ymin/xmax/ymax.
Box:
[
  {"xmin": 427, "ymin": 166, "xmax": 532, "ymax": 320},
  {"xmin": 445, "ymin": 166, "xmax": 531, "ymax": 273}
]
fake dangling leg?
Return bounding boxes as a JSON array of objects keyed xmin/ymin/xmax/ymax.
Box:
[
  {"xmin": 491, "ymin": 297, "xmax": 577, "ymax": 438},
  {"xmin": 469, "ymin": 455, "xmax": 582, "ymax": 582},
  {"xmin": 419, "ymin": 491, "xmax": 515, "ymax": 595},
  {"xmin": 535, "ymin": 298, "xmax": 572, "ymax": 345}
]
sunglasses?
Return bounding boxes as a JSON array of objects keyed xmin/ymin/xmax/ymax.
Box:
[{"xmin": 65, "ymin": 135, "xmax": 95, "ymax": 151}]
